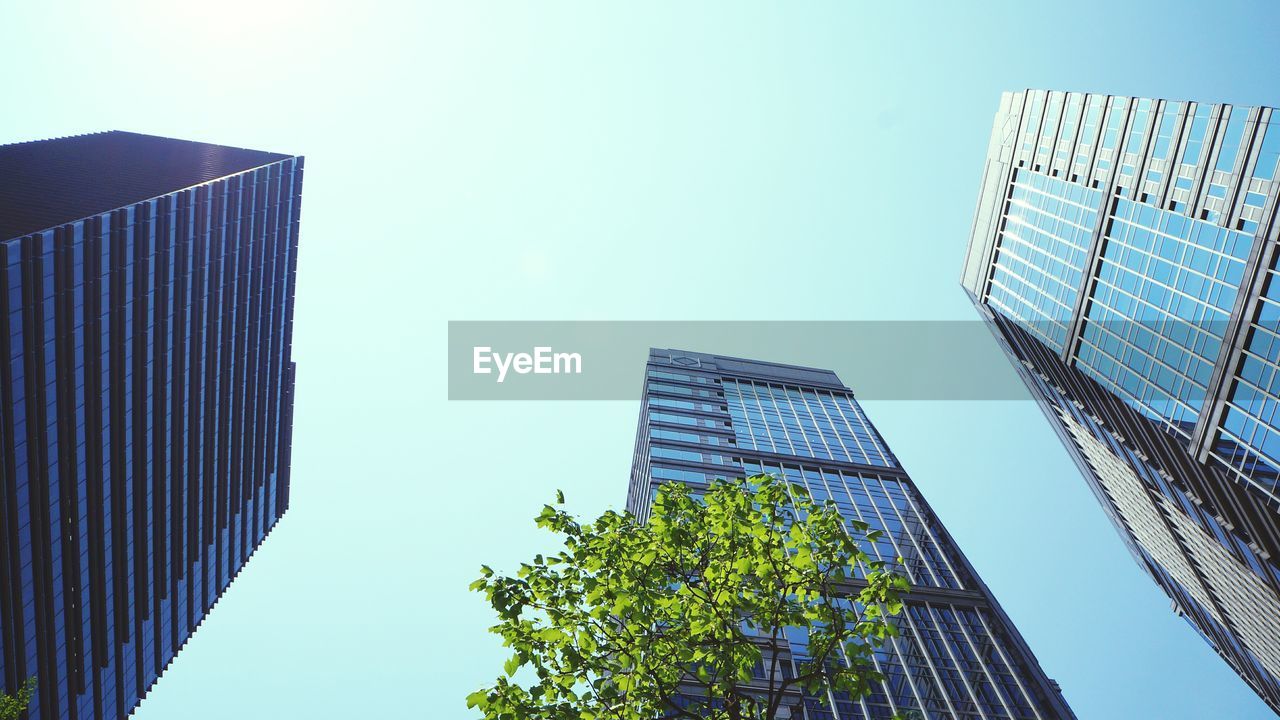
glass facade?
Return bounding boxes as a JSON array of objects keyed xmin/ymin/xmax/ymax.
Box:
[
  {"xmin": 1218, "ymin": 259, "xmax": 1280, "ymax": 494},
  {"xmin": 0, "ymin": 132, "xmax": 303, "ymax": 720},
  {"xmin": 986, "ymin": 169, "xmax": 1100, "ymax": 354},
  {"xmin": 1077, "ymin": 199, "xmax": 1251, "ymax": 436},
  {"xmin": 723, "ymin": 380, "xmax": 895, "ymax": 467},
  {"xmin": 627, "ymin": 349, "xmax": 1075, "ymax": 720},
  {"xmin": 962, "ymin": 90, "xmax": 1280, "ymax": 713}
]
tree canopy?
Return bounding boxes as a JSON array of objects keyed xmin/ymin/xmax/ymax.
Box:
[
  {"xmin": 0, "ymin": 677, "xmax": 35, "ymax": 720},
  {"xmin": 468, "ymin": 474, "xmax": 910, "ymax": 720}
]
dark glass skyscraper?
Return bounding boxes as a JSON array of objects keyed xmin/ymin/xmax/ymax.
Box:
[
  {"xmin": 627, "ymin": 349, "xmax": 1075, "ymax": 720},
  {"xmin": 962, "ymin": 90, "xmax": 1280, "ymax": 712},
  {"xmin": 0, "ymin": 131, "xmax": 302, "ymax": 719}
]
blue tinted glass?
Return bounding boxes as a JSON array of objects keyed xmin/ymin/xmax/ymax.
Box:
[
  {"xmin": 1217, "ymin": 110, "xmax": 1249, "ymax": 171},
  {"xmin": 1253, "ymin": 122, "xmax": 1280, "ymax": 181},
  {"xmin": 1077, "ymin": 199, "xmax": 1250, "ymax": 436},
  {"xmin": 986, "ymin": 169, "xmax": 1102, "ymax": 353}
]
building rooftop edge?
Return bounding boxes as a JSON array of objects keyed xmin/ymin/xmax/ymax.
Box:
[
  {"xmin": 0, "ymin": 130, "xmax": 302, "ymax": 242},
  {"xmin": 1006, "ymin": 88, "xmax": 1277, "ymax": 112},
  {"xmin": 648, "ymin": 347, "xmax": 850, "ymax": 390}
]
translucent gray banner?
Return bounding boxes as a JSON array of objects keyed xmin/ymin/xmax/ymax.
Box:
[{"xmin": 448, "ymin": 321, "xmax": 1047, "ymax": 401}]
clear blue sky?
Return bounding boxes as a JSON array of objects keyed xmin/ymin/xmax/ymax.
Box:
[{"xmin": 3, "ymin": 1, "xmax": 1279, "ymax": 718}]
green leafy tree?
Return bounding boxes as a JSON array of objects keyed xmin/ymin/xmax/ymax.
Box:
[
  {"xmin": 468, "ymin": 475, "xmax": 910, "ymax": 720},
  {"xmin": 0, "ymin": 677, "xmax": 35, "ymax": 720}
]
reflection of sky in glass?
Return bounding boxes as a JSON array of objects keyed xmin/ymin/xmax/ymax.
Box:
[
  {"xmin": 1217, "ymin": 265, "xmax": 1280, "ymax": 498},
  {"xmin": 986, "ymin": 169, "xmax": 1099, "ymax": 354},
  {"xmin": 1077, "ymin": 200, "xmax": 1251, "ymax": 436},
  {"xmin": 725, "ymin": 380, "xmax": 895, "ymax": 467}
]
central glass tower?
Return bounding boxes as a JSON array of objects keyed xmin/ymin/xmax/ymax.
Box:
[{"xmin": 627, "ymin": 348, "xmax": 1075, "ymax": 720}]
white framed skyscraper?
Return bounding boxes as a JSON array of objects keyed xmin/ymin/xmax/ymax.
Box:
[{"xmin": 962, "ymin": 90, "xmax": 1280, "ymax": 713}]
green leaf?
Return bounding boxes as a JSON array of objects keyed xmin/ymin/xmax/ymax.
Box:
[
  {"xmin": 465, "ymin": 689, "xmax": 489, "ymax": 709},
  {"xmin": 466, "ymin": 475, "xmax": 909, "ymax": 719}
]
